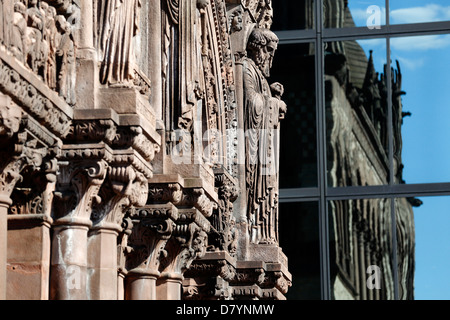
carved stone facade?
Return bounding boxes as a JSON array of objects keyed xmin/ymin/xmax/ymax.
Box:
[{"xmin": 1, "ymin": 0, "xmax": 291, "ymax": 300}]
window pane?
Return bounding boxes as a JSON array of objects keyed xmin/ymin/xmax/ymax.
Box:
[
  {"xmin": 390, "ymin": 0, "xmax": 450, "ymax": 25},
  {"xmin": 279, "ymin": 202, "xmax": 321, "ymax": 299},
  {"xmin": 391, "ymin": 34, "xmax": 450, "ymax": 184},
  {"xmin": 323, "ymin": 0, "xmax": 386, "ymax": 29},
  {"xmin": 272, "ymin": 0, "xmax": 315, "ymax": 31},
  {"xmin": 398, "ymin": 196, "xmax": 450, "ymax": 300},
  {"xmin": 329, "ymin": 198, "xmax": 396, "ymax": 300},
  {"xmin": 325, "ymin": 39, "xmax": 389, "ymax": 187},
  {"xmin": 271, "ymin": 43, "xmax": 317, "ymax": 188}
]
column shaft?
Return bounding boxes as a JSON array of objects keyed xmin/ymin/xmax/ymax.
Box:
[
  {"xmin": 125, "ymin": 270, "xmax": 159, "ymax": 300},
  {"xmin": 87, "ymin": 226, "xmax": 120, "ymax": 300},
  {"xmin": 0, "ymin": 202, "xmax": 8, "ymax": 300},
  {"xmin": 156, "ymin": 273, "xmax": 183, "ymax": 300},
  {"xmin": 50, "ymin": 220, "xmax": 91, "ymax": 300}
]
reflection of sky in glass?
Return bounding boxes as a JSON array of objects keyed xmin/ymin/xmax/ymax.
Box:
[
  {"xmin": 390, "ymin": 34, "xmax": 450, "ymax": 185},
  {"xmin": 347, "ymin": 0, "xmax": 386, "ymax": 27},
  {"xmin": 390, "ymin": 0, "xmax": 450, "ymax": 24},
  {"xmin": 412, "ymin": 197, "xmax": 450, "ymax": 300},
  {"xmin": 348, "ymin": 0, "xmax": 450, "ymax": 26},
  {"xmin": 390, "ymin": 34, "xmax": 450, "ymax": 300},
  {"xmin": 346, "ymin": 1, "xmax": 450, "ymax": 300}
]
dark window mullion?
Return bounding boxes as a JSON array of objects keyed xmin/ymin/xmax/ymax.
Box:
[{"xmin": 315, "ymin": 0, "xmax": 331, "ymax": 301}]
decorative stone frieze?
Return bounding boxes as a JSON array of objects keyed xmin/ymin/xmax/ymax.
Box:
[
  {"xmin": 148, "ymin": 175, "xmax": 218, "ymax": 219},
  {"xmin": 209, "ymin": 167, "xmax": 239, "ymax": 255},
  {"xmin": 0, "ymin": 48, "xmax": 73, "ymax": 137}
]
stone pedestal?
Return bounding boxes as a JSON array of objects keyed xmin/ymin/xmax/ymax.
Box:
[
  {"xmin": 7, "ymin": 214, "xmax": 52, "ymax": 300},
  {"xmin": 98, "ymin": 88, "xmax": 155, "ymax": 127}
]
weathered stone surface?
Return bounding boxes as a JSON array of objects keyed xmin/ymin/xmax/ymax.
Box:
[{"xmin": 1, "ymin": 0, "xmax": 290, "ymax": 301}]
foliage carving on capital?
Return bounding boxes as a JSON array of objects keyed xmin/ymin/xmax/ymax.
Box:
[
  {"xmin": 91, "ymin": 166, "xmax": 148, "ymax": 227},
  {"xmin": 0, "ymin": 121, "xmax": 55, "ymax": 207},
  {"xmin": 53, "ymin": 159, "xmax": 108, "ymax": 223},
  {"xmin": 148, "ymin": 183, "xmax": 183, "ymax": 204},
  {"xmin": 124, "ymin": 206, "xmax": 178, "ymax": 273},
  {"xmin": 160, "ymin": 217, "xmax": 209, "ymax": 275},
  {"xmin": 65, "ymin": 120, "xmax": 117, "ymax": 145}
]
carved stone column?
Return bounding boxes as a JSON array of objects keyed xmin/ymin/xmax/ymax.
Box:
[
  {"xmin": 157, "ymin": 208, "xmax": 210, "ymax": 300},
  {"xmin": 182, "ymin": 167, "xmax": 238, "ymax": 300},
  {"xmin": 124, "ymin": 204, "xmax": 178, "ymax": 300},
  {"xmin": 7, "ymin": 156, "xmax": 58, "ymax": 300},
  {"xmin": 61, "ymin": 107, "xmax": 160, "ymax": 300},
  {"xmin": 0, "ymin": 102, "xmax": 23, "ymax": 299},
  {"xmin": 88, "ymin": 165, "xmax": 149, "ymax": 300},
  {"xmin": 50, "ymin": 146, "xmax": 110, "ymax": 300},
  {"xmin": 1, "ymin": 98, "xmax": 60, "ymax": 300},
  {"xmin": 0, "ymin": 201, "xmax": 7, "ymax": 300}
]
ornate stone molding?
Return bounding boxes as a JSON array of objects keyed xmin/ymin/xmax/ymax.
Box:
[
  {"xmin": 148, "ymin": 179, "xmax": 218, "ymax": 219},
  {"xmin": 227, "ymin": 259, "xmax": 291, "ymax": 300},
  {"xmin": 66, "ymin": 116, "xmax": 161, "ymax": 170},
  {"xmin": 209, "ymin": 167, "xmax": 238, "ymax": 255},
  {"xmin": 183, "ymin": 251, "xmax": 237, "ymax": 300}
]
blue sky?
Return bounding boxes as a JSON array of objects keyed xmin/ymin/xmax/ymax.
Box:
[{"xmin": 348, "ymin": 0, "xmax": 450, "ymax": 300}]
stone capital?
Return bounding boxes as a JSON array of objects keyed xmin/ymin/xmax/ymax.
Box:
[
  {"xmin": 0, "ymin": 114, "xmax": 60, "ymax": 208},
  {"xmin": 125, "ymin": 204, "xmax": 179, "ymax": 276},
  {"xmin": 159, "ymin": 208, "xmax": 210, "ymax": 276},
  {"xmin": 53, "ymin": 150, "xmax": 110, "ymax": 225}
]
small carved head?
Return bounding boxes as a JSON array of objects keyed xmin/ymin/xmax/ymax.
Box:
[
  {"xmin": 0, "ymin": 101, "xmax": 22, "ymax": 138},
  {"xmin": 247, "ymin": 28, "xmax": 279, "ymax": 77}
]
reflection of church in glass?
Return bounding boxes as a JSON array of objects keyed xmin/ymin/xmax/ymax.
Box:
[{"xmin": 272, "ymin": 0, "xmax": 418, "ymax": 300}]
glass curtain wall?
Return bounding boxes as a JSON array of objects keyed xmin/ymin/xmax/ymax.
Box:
[{"xmin": 273, "ymin": 0, "xmax": 450, "ymax": 300}]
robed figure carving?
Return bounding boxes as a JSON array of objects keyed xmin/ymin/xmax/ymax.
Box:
[
  {"xmin": 243, "ymin": 28, "xmax": 287, "ymax": 244},
  {"xmin": 98, "ymin": 0, "xmax": 141, "ymax": 86}
]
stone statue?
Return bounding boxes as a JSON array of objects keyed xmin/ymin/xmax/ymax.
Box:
[
  {"xmin": 25, "ymin": 0, "xmax": 47, "ymax": 75},
  {"xmin": 55, "ymin": 16, "xmax": 76, "ymax": 105},
  {"xmin": 11, "ymin": 2, "xmax": 28, "ymax": 62},
  {"xmin": 43, "ymin": 5, "xmax": 58, "ymax": 90},
  {"xmin": 1, "ymin": 0, "xmax": 13, "ymax": 47},
  {"xmin": 243, "ymin": 28, "xmax": 286, "ymax": 244},
  {"xmin": 98, "ymin": 0, "xmax": 142, "ymax": 86}
]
